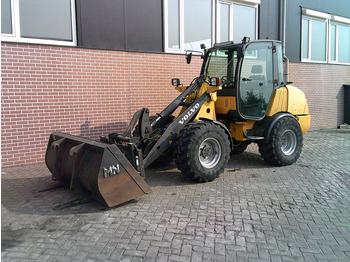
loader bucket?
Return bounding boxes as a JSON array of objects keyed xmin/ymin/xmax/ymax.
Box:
[{"xmin": 45, "ymin": 131, "xmax": 151, "ymax": 207}]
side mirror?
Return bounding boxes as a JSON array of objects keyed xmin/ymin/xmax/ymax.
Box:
[
  {"xmin": 172, "ymin": 78, "xmax": 181, "ymax": 87},
  {"xmin": 186, "ymin": 52, "xmax": 192, "ymax": 64}
]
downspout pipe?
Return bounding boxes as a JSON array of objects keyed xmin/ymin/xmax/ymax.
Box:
[{"xmin": 280, "ymin": 0, "xmax": 289, "ymax": 83}]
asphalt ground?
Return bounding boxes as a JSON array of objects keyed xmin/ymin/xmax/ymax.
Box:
[{"xmin": 1, "ymin": 128, "xmax": 350, "ymax": 261}]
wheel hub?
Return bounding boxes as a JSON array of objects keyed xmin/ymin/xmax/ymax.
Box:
[
  {"xmin": 281, "ymin": 129, "xmax": 297, "ymax": 155},
  {"xmin": 201, "ymin": 145, "xmax": 212, "ymax": 157},
  {"xmin": 199, "ymin": 138, "xmax": 222, "ymax": 168}
]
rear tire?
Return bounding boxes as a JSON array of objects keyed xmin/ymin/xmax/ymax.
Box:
[
  {"xmin": 258, "ymin": 117, "xmax": 303, "ymax": 166},
  {"xmin": 174, "ymin": 121, "xmax": 230, "ymax": 182}
]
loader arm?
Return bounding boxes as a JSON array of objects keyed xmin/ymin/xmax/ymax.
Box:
[
  {"xmin": 104, "ymin": 75, "xmax": 207, "ymax": 164},
  {"xmin": 150, "ymin": 75, "xmax": 206, "ymax": 129},
  {"xmin": 143, "ymin": 92, "xmax": 210, "ymax": 168},
  {"xmin": 105, "ymin": 75, "xmax": 205, "ymax": 144}
]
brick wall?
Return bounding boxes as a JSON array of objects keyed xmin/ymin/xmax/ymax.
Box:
[
  {"xmin": 1, "ymin": 43, "xmax": 349, "ymax": 167},
  {"xmin": 289, "ymin": 62, "xmax": 350, "ymax": 129},
  {"xmin": 1, "ymin": 43, "xmax": 202, "ymax": 167}
]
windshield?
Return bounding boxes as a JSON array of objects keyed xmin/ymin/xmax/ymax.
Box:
[{"xmin": 203, "ymin": 48, "xmax": 238, "ymax": 87}]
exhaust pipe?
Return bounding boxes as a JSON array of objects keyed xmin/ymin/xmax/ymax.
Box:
[{"xmin": 280, "ymin": 0, "xmax": 289, "ymax": 83}]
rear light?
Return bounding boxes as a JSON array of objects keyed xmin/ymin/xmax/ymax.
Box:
[{"xmin": 210, "ymin": 77, "xmax": 221, "ymax": 86}]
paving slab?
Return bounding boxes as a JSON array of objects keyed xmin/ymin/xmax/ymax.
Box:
[{"xmin": 2, "ymin": 128, "xmax": 350, "ymax": 261}]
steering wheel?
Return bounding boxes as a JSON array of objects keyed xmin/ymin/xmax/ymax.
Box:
[
  {"xmin": 221, "ymin": 76, "xmax": 228, "ymax": 87},
  {"xmin": 221, "ymin": 76, "xmax": 235, "ymax": 88}
]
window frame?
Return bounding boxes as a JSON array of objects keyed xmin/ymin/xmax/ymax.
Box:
[
  {"xmin": 301, "ymin": 16, "xmax": 328, "ymax": 64},
  {"xmin": 164, "ymin": 0, "xmax": 183, "ymax": 53},
  {"xmin": 301, "ymin": 8, "xmax": 350, "ymax": 65},
  {"xmin": 163, "ymin": 0, "xmax": 259, "ymax": 54},
  {"xmin": 329, "ymin": 21, "xmax": 350, "ymax": 65},
  {"xmin": 329, "ymin": 23, "xmax": 337, "ymax": 62},
  {"xmin": 217, "ymin": 1, "xmax": 233, "ymax": 43},
  {"xmin": 1, "ymin": 0, "xmax": 77, "ymax": 46},
  {"xmin": 216, "ymin": 1, "xmax": 258, "ymax": 44}
]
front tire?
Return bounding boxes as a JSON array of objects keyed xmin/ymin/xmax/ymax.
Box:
[
  {"xmin": 258, "ymin": 117, "xmax": 303, "ymax": 166},
  {"xmin": 174, "ymin": 122, "xmax": 230, "ymax": 182}
]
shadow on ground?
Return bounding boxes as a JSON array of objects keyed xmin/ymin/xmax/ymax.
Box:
[{"xmin": 1, "ymin": 147, "xmax": 269, "ymax": 217}]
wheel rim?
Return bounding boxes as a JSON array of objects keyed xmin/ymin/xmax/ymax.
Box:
[
  {"xmin": 198, "ymin": 138, "xmax": 222, "ymax": 168},
  {"xmin": 280, "ymin": 129, "xmax": 297, "ymax": 155}
]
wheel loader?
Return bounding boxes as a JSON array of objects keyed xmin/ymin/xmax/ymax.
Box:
[{"xmin": 45, "ymin": 38, "xmax": 311, "ymax": 207}]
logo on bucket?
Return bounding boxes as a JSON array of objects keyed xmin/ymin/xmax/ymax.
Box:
[{"xmin": 103, "ymin": 164, "xmax": 120, "ymax": 178}]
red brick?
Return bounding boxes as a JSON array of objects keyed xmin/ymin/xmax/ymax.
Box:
[{"xmin": 1, "ymin": 42, "xmax": 349, "ymax": 167}]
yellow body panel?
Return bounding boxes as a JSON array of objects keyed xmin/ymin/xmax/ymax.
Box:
[
  {"xmin": 177, "ymin": 81, "xmax": 311, "ymax": 140},
  {"xmin": 230, "ymin": 121, "xmax": 255, "ymax": 141},
  {"xmin": 207, "ymin": 85, "xmax": 221, "ymax": 94},
  {"xmin": 297, "ymin": 115, "xmax": 311, "ymax": 135},
  {"xmin": 266, "ymin": 85, "xmax": 309, "ymax": 116},
  {"xmin": 265, "ymin": 87, "xmax": 288, "ymax": 116},
  {"xmin": 176, "ymin": 86, "xmax": 187, "ymax": 93},
  {"xmin": 177, "ymin": 80, "xmax": 220, "ymax": 121},
  {"xmin": 215, "ymin": 96, "xmax": 237, "ymax": 114},
  {"xmin": 287, "ymin": 85, "xmax": 310, "ymax": 115},
  {"xmin": 194, "ymin": 100, "xmax": 217, "ymax": 121},
  {"xmin": 266, "ymin": 85, "xmax": 311, "ymax": 134}
]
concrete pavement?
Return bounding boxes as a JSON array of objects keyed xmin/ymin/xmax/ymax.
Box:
[{"xmin": 2, "ymin": 128, "xmax": 350, "ymax": 261}]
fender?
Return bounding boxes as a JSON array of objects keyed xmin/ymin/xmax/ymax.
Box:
[
  {"xmin": 264, "ymin": 113, "xmax": 298, "ymax": 143},
  {"xmin": 198, "ymin": 118, "xmax": 233, "ymax": 150}
]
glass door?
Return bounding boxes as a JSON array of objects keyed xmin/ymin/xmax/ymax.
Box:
[{"xmin": 238, "ymin": 42, "xmax": 274, "ymax": 119}]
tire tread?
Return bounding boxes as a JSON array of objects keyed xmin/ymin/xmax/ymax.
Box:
[
  {"xmin": 258, "ymin": 117, "xmax": 303, "ymax": 166},
  {"xmin": 174, "ymin": 121, "xmax": 230, "ymax": 182}
]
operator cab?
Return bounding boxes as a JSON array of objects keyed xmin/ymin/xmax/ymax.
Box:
[{"xmin": 202, "ymin": 39, "xmax": 285, "ymax": 121}]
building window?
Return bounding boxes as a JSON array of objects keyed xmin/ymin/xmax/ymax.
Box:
[
  {"xmin": 167, "ymin": 0, "xmax": 180, "ymax": 50},
  {"xmin": 301, "ymin": 8, "xmax": 350, "ymax": 64},
  {"xmin": 164, "ymin": 0, "xmax": 258, "ymax": 53},
  {"xmin": 302, "ymin": 17, "xmax": 327, "ymax": 62},
  {"xmin": 217, "ymin": 1, "xmax": 257, "ymax": 43},
  {"xmin": 165, "ymin": 0, "xmax": 212, "ymax": 52},
  {"xmin": 330, "ymin": 24, "xmax": 336, "ymax": 61},
  {"xmin": 219, "ymin": 2, "xmax": 230, "ymax": 42},
  {"xmin": 330, "ymin": 23, "xmax": 350, "ymax": 64},
  {"xmin": 1, "ymin": 0, "xmax": 76, "ymax": 46},
  {"xmin": 1, "ymin": 0, "xmax": 12, "ymax": 35},
  {"xmin": 232, "ymin": 3, "xmax": 256, "ymax": 43}
]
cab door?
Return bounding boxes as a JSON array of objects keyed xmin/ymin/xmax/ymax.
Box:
[{"xmin": 238, "ymin": 42, "xmax": 275, "ymax": 120}]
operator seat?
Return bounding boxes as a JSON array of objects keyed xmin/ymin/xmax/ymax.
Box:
[{"xmin": 249, "ymin": 65, "xmax": 265, "ymax": 81}]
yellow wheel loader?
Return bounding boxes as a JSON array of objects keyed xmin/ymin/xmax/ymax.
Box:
[{"xmin": 45, "ymin": 38, "xmax": 311, "ymax": 208}]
